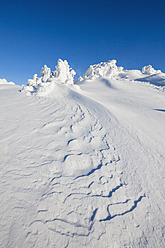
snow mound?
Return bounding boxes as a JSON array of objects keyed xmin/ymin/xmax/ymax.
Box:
[
  {"xmin": 83, "ymin": 60, "xmax": 123, "ymax": 80},
  {"xmin": 0, "ymin": 78, "xmax": 15, "ymax": 85},
  {"xmin": 142, "ymin": 65, "xmax": 161, "ymax": 75},
  {"xmin": 23, "ymin": 59, "xmax": 76, "ymax": 96}
]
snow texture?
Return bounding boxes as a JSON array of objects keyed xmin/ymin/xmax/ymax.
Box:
[
  {"xmin": 0, "ymin": 78, "xmax": 15, "ymax": 85},
  {"xmin": 0, "ymin": 59, "xmax": 165, "ymax": 248}
]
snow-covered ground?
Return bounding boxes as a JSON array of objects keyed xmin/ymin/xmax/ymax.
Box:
[{"xmin": 0, "ymin": 60, "xmax": 165, "ymax": 247}]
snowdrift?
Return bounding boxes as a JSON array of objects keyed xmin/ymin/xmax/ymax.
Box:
[{"xmin": 1, "ymin": 58, "xmax": 165, "ymax": 248}]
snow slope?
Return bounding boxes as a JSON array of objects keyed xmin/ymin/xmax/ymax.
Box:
[{"xmin": 0, "ymin": 60, "xmax": 165, "ymax": 248}]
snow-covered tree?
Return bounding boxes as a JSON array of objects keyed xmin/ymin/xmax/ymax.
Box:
[
  {"xmin": 40, "ymin": 65, "xmax": 51, "ymax": 81},
  {"xmin": 83, "ymin": 60, "xmax": 123, "ymax": 79},
  {"xmin": 142, "ymin": 65, "xmax": 161, "ymax": 75},
  {"xmin": 0, "ymin": 78, "xmax": 15, "ymax": 85},
  {"xmin": 52, "ymin": 59, "xmax": 76, "ymax": 84}
]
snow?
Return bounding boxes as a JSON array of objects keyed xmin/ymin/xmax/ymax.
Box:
[
  {"xmin": 0, "ymin": 78, "xmax": 15, "ymax": 85},
  {"xmin": 24, "ymin": 59, "xmax": 76, "ymax": 96},
  {"xmin": 142, "ymin": 65, "xmax": 161, "ymax": 75},
  {"xmin": 40, "ymin": 65, "xmax": 51, "ymax": 81},
  {"xmin": 0, "ymin": 60, "xmax": 165, "ymax": 248},
  {"xmin": 83, "ymin": 59, "xmax": 123, "ymax": 80},
  {"xmin": 52, "ymin": 59, "xmax": 76, "ymax": 84}
]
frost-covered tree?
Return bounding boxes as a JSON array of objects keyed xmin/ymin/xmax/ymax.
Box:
[
  {"xmin": 83, "ymin": 60, "xmax": 123, "ymax": 79},
  {"xmin": 40, "ymin": 65, "xmax": 51, "ymax": 81},
  {"xmin": 25, "ymin": 60, "xmax": 76, "ymax": 95},
  {"xmin": 0, "ymin": 78, "xmax": 15, "ymax": 85},
  {"xmin": 142, "ymin": 65, "xmax": 161, "ymax": 75},
  {"xmin": 52, "ymin": 59, "xmax": 76, "ymax": 84},
  {"xmin": 27, "ymin": 65, "xmax": 51, "ymax": 88},
  {"xmin": 27, "ymin": 74, "xmax": 38, "ymax": 87}
]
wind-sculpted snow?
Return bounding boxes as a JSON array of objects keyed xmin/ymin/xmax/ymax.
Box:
[
  {"xmin": 1, "ymin": 59, "xmax": 165, "ymax": 247},
  {"xmin": 135, "ymin": 73, "xmax": 165, "ymax": 90},
  {"xmin": 83, "ymin": 60, "xmax": 123, "ymax": 80},
  {"xmin": 142, "ymin": 65, "xmax": 161, "ymax": 75},
  {"xmin": 22, "ymin": 59, "xmax": 165, "ymax": 95},
  {"xmin": 53, "ymin": 59, "xmax": 76, "ymax": 84},
  {"xmin": 1, "ymin": 84, "xmax": 157, "ymax": 248},
  {"xmin": 0, "ymin": 78, "xmax": 15, "ymax": 85},
  {"xmin": 23, "ymin": 59, "xmax": 76, "ymax": 96},
  {"xmin": 76, "ymin": 60, "xmax": 165, "ymax": 92}
]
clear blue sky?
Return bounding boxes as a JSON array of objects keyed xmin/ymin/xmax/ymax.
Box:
[{"xmin": 0, "ymin": 0, "xmax": 165, "ymax": 85}]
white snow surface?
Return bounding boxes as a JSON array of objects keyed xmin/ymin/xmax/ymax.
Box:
[
  {"xmin": 0, "ymin": 60, "xmax": 165, "ymax": 248},
  {"xmin": 0, "ymin": 78, "xmax": 15, "ymax": 85}
]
